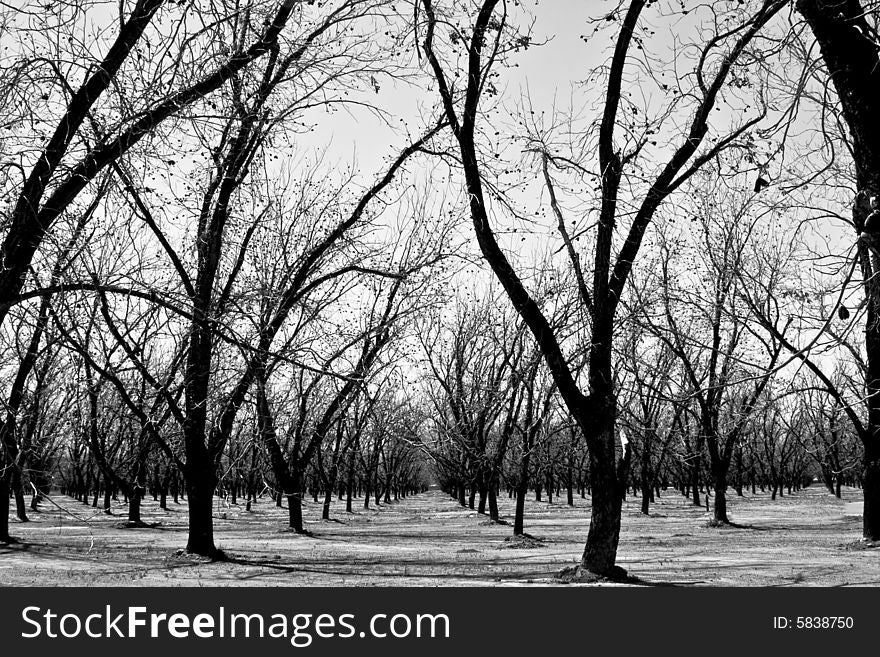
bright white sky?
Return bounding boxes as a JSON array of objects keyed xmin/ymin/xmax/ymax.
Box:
[{"xmin": 308, "ymin": 0, "xmax": 600, "ymax": 174}]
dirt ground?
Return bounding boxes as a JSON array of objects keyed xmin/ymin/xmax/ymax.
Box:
[{"xmin": 1, "ymin": 485, "xmax": 877, "ymax": 586}]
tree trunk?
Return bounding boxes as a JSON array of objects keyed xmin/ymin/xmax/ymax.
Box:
[
  {"xmin": 477, "ymin": 485, "xmax": 487, "ymax": 514},
  {"xmin": 579, "ymin": 392, "xmax": 627, "ymax": 577},
  {"xmin": 345, "ymin": 450, "xmax": 355, "ymax": 513},
  {"xmin": 640, "ymin": 478, "xmax": 651, "ymax": 515},
  {"xmin": 690, "ymin": 455, "xmax": 701, "ymax": 507},
  {"xmin": 797, "ymin": 0, "xmax": 880, "ymax": 543},
  {"xmin": 185, "ymin": 471, "xmax": 217, "ymax": 556},
  {"xmin": 713, "ymin": 469, "xmax": 729, "ymax": 524},
  {"xmin": 581, "ymin": 466, "xmax": 624, "ymax": 575},
  {"xmin": 488, "ymin": 484, "xmax": 499, "ymax": 521},
  {"xmin": 128, "ymin": 488, "xmax": 142, "ymax": 524},
  {"xmin": 513, "ymin": 480, "xmax": 527, "ymax": 536},
  {"xmin": 13, "ymin": 469, "xmax": 28, "ymax": 522},
  {"xmin": 288, "ymin": 494, "xmax": 304, "ymax": 532},
  {"xmin": 322, "ymin": 488, "xmax": 332, "ymax": 521},
  {"xmin": 566, "ymin": 463, "xmax": 574, "ymax": 506},
  {"xmin": 864, "ymin": 443, "xmax": 880, "ymax": 540},
  {"xmin": 0, "ymin": 474, "xmax": 11, "ymax": 542}
]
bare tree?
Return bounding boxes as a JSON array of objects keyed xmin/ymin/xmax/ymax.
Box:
[
  {"xmin": 420, "ymin": 0, "xmax": 788, "ymax": 577},
  {"xmin": 796, "ymin": 0, "xmax": 880, "ymax": 541}
]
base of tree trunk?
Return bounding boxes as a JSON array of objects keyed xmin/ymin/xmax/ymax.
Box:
[
  {"xmin": 501, "ymin": 533, "xmax": 543, "ymax": 549},
  {"xmin": 117, "ymin": 520, "xmax": 161, "ymax": 529},
  {"xmin": 843, "ymin": 538, "xmax": 880, "ymax": 551},
  {"xmin": 280, "ymin": 527, "xmax": 313, "ymax": 536},
  {"xmin": 705, "ymin": 518, "xmax": 730, "ymax": 528},
  {"xmin": 175, "ymin": 547, "xmax": 228, "ymax": 562},
  {"xmin": 478, "ymin": 517, "xmax": 508, "ymax": 526},
  {"xmin": 0, "ymin": 534, "xmax": 18, "ymax": 544},
  {"xmin": 556, "ymin": 564, "xmax": 630, "ymax": 583}
]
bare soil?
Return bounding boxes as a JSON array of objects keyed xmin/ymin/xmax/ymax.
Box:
[{"xmin": 1, "ymin": 485, "xmax": 877, "ymax": 586}]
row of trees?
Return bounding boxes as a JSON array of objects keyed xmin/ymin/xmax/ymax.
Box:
[
  {"xmin": 419, "ymin": 0, "xmax": 880, "ymax": 578},
  {"xmin": 2, "ymin": 0, "xmax": 879, "ymax": 580}
]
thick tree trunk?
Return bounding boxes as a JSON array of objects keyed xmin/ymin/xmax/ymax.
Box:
[
  {"xmin": 690, "ymin": 459, "xmax": 701, "ymax": 507},
  {"xmin": 477, "ymin": 485, "xmax": 487, "ymax": 514},
  {"xmin": 513, "ymin": 482, "xmax": 527, "ymax": 535},
  {"xmin": 798, "ymin": 0, "xmax": 880, "ymax": 543},
  {"xmin": 488, "ymin": 484, "xmax": 499, "ymax": 521},
  {"xmin": 13, "ymin": 470, "xmax": 28, "ymax": 522},
  {"xmin": 579, "ymin": 390, "xmax": 627, "ymax": 577},
  {"xmin": 128, "ymin": 488, "xmax": 143, "ymax": 523},
  {"xmin": 185, "ymin": 471, "xmax": 217, "ymax": 556},
  {"xmin": 0, "ymin": 475, "xmax": 11, "ymax": 542},
  {"xmin": 513, "ymin": 434, "xmax": 531, "ymax": 535},
  {"xmin": 581, "ymin": 469, "xmax": 624, "ymax": 575},
  {"xmin": 566, "ymin": 463, "xmax": 574, "ymax": 507},
  {"xmin": 322, "ymin": 488, "xmax": 332, "ymax": 521},
  {"xmin": 288, "ymin": 494, "xmax": 304, "ymax": 532},
  {"xmin": 640, "ymin": 479, "xmax": 651, "ymax": 515},
  {"xmin": 345, "ymin": 451, "xmax": 355, "ymax": 513},
  {"xmin": 864, "ymin": 443, "xmax": 880, "ymax": 540},
  {"xmin": 713, "ymin": 469, "xmax": 729, "ymax": 524}
]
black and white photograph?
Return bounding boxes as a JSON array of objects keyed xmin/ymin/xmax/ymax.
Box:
[{"xmin": 2, "ymin": 3, "xmax": 880, "ymax": 638}]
